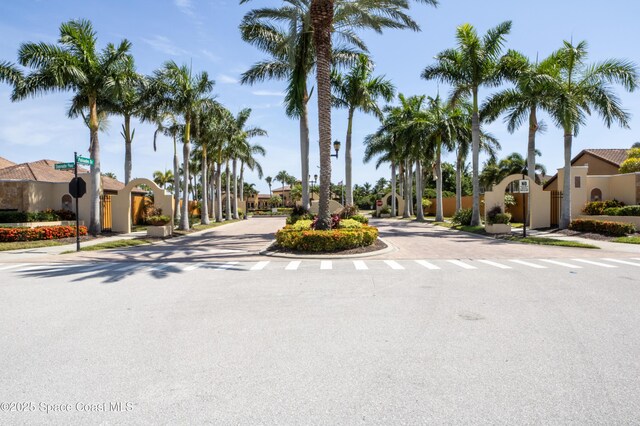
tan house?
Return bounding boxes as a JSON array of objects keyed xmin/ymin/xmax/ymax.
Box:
[
  {"xmin": 245, "ymin": 185, "xmax": 293, "ymax": 209},
  {"xmin": 544, "ymin": 149, "xmax": 630, "ymax": 191}
]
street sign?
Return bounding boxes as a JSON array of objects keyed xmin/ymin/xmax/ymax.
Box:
[
  {"xmin": 376, "ymin": 200, "xmax": 383, "ymax": 207},
  {"xmin": 77, "ymin": 156, "xmax": 94, "ymax": 166},
  {"xmin": 69, "ymin": 177, "xmax": 87, "ymax": 198},
  {"xmin": 54, "ymin": 162, "xmax": 75, "ymax": 170},
  {"xmin": 519, "ymin": 179, "xmax": 530, "ymax": 194}
]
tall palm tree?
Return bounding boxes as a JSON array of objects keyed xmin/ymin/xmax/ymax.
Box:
[
  {"xmin": 422, "ymin": 21, "xmax": 512, "ymax": 226},
  {"xmin": 482, "ymin": 50, "xmax": 558, "ymax": 182},
  {"xmin": 275, "ymin": 170, "xmax": 292, "ymax": 205},
  {"xmin": 153, "ymin": 170, "xmax": 174, "ymax": 189},
  {"xmin": 147, "ymin": 61, "xmax": 215, "ymax": 230},
  {"xmin": 265, "ymin": 176, "xmax": 273, "ymax": 197},
  {"xmin": 546, "ymin": 40, "xmax": 637, "ymax": 228},
  {"xmin": 149, "ymin": 112, "xmax": 182, "ymax": 222},
  {"xmin": 12, "ymin": 19, "xmax": 131, "ymax": 235},
  {"xmin": 332, "ymin": 53, "xmax": 395, "ymax": 206},
  {"xmin": 0, "ymin": 61, "xmax": 22, "ymax": 87}
]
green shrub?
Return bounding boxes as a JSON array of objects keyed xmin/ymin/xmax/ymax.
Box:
[
  {"xmin": 602, "ymin": 207, "xmax": 621, "ymax": 216},
  {"xmin": 338, "ymin": 204, "xmax": 359, "ymax": 219},
  {"xmin": 292, "ymin": 219, "xmax": 313, "ymax": 231},
  {"xmin": 379, "ymin": 206, "xmax": 391, "ymax": 215},
  {"xmin": 452, "ymin": 208, "xmax": 472, "ymax": 226},
  {"xmin": 275, "ymin": 225, "xmax": 378, "ymax": 252},
  {"xmin": 569, "ymin": 219, "xmax": 636, "ymax": 236},
  {"xmin": 286, "ymin": 206, "xmax": 313, "ymax": 225},
  {"xmin": 486, "ymin": 206, "xmax": 511, "ymax": 225},
  {"xmin": 583, "ymin": 200, "xmax": 625, "ymax": 215},
  {"xmin": 146, "ymin": 215, "xmax": 171, "ymax": 226},
  {"xmin": 617, "ymin": 205, "xmax": 640, "ymax": 216},
  {"xmin": 338, "ymin": 219, "xmax": 363, "ymax": 229},
  {"xmin": 349, "ymin": 214, "xmax": 369, "ymax": 225}
]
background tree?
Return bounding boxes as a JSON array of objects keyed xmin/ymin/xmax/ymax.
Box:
[
  {"xmin": 619, "ymin": 147, "xmax": 640, "ymax": 173},
  {"xmin": 265, "ymin": 176, "xmax": 273, "ymax": 197},
  {"xmin": 153, "ymin": 170, "xmax": 173, "ymax": 189}
]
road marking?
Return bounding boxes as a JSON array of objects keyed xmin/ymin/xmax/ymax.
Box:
[
  {"xmin": 19, "ymin": 264, "xmax": 74, "ymax": 272},
  {"xmin": 477, "ymin": 260, "xmax": 512, "ymax": 269},
  {"xmin": 446, "ymin": 260, "xmax": 477, "ymax": 270},
  {"xmin": 0, "ymin": 263, "xmax": 31, "ymax": 271},
  {"xmin": 572, "ymin": 259, "xmax": 617, "ymax": 268},
  {"xmin": 384, "ymin": 260, "xmax": 404, "ymax": 270},
  {"xmin": 183, "ymin": 263, "xmax": 202, "ymax": 271},
  {"xmin": 250, "ymin": 261, "xmax": 270, "ymax": 271},
  {"xmin": 538, "ymin": 259, "xmax": 582, "ymax": 268},
  {"xmin": 415, "ymin": 260, "xmax": 440, "ymax": 270},
  {"xmin": 114, "ymin": 263, "xmax": 138, "ymax": 272},
  {"xmin": 214, "ymin": 262, "xmax": 239, "ymax": 271},
  {"xmin": 353, "ymin": 260, "xmax": 368, "ymax": 270},
  {"xmin": 320, "ymin": 261, "xmax": 332, "ymax": 270},
  {"xmin": 285, "ymin": 261, "xmax": 301, "ymax": 271},
  {"xmin": 602, "ymin": 258, "xmax": 640, "ymax": 267},
  {"xmin": 509, "ymin": 260, "xmax": 547, "ymax": 269}
]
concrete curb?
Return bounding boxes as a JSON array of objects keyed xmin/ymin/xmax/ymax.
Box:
[{"xmin": 259, "ymin": 237, "xmax": 396, "ymax": 259}]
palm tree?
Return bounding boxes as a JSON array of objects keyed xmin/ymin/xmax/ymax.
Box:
[
  {"xmin": 147, "ymin": 61, "xmax": 215, "ymax": 230},
  {"xmin": 482, "ymin": 50, "xmax": 558, "ymax": 182},
  {"xmin": 332, "ymin": 53, "xmax": 395, "ymax": 206},
  {"xmin": 149, "ymin": 112, "xmax": 182, "ymax": 222},
  {"xmin": 0, "ymin": 61, "xmax": 22, "ymax": 87},
  {"xmin": 422, "ymin": 21, "xmax": 512, "ymax": 226},
  {"xmin": 265, "ymin": 176, "xmax": 273, "ymax": 197},
  {"xmin": 275, "ymin": 170, "xmax": 292, "ymax": 206},
  {"xmin": 153, "ymin": 170, "xmax": 173, "ymax": 188},
  {"xmin": 546, "ymin": 40, "xmax": 637, "ymax": 228},
  {"xmin": 11, "ymin": 19, "xmax": 131, "ymax": 235}
]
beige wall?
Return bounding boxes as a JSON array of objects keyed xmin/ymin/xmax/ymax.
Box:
[
  {"xmin": 573, "ymin": 153, "xmax": 620, "ymax": 176},
  {"xmin": 112, "ymin": 178, "xmax": 173, "ymax": 233},
  {"xmin": 484, "ymin": 174, "xmax": 550, "ymax": 229}
]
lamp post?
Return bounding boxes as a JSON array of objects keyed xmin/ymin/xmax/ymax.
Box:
[
  {"xmin": 521, "ymin": 167, "xmax": 528, "ymax": 238},
  {"xmin": 308, "ymin": 174, "xmax": 317, "ymax": 200},
  {"xmin": 330, "ymin": 140, "xmax": 341, "ymax": 159}
]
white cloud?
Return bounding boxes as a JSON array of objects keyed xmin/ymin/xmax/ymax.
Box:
[
  {"xmin": 141, "ymin": 35, "xmax": 189, "ymax": 57},
  {"xmin": 252, "ymin": 90, "xmax": 286, "ymax": 97},
  {"xmin": 217, "ymin": 74, "xmax": 239, "ymax": 84},
  {"xmin": 174, "ymin": 0, "xmax": 194, "ymax": 16}
]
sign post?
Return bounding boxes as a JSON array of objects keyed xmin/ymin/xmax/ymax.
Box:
[
  {"xmin": 519, "ymin": 178, "xmax": 530, "ymax": 238},
  {"xmin": 74, "ymin": 153, "xmax": 80, "ymax": 252},
  {"xmin": 54, "ymin": 153, "xmax": 88, "ymax": 251}
]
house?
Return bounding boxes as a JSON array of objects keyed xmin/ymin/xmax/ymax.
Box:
[{"xmin": 544, "ymin": 149, "xmax": 630, "ymax": 191}]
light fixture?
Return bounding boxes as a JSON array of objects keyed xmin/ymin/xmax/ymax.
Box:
[{"xmin": 331, "ymin": 140, "xmax": 341, "ymax": 158}]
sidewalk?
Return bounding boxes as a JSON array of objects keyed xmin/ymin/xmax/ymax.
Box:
[{"xmin": 512, "ymin": 228, "xmax": 640, "ymax": 254}]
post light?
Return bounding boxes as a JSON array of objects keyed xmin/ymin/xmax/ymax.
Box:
[
  {"xmin": 522, "ymin": 167, "xmax": 528, "ymax": 238},
  {"xmin": 331, "ymin": 140, "xmax": 341, "ymax": 158}
]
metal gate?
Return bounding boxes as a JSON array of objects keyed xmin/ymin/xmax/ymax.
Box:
[
  {"xmin": 101, "ymin": 194, "xmax": 112, "ymax": 231},
  {"xmin": 550, "ymin": 190, "xmax": 562, "ymax": 227}
]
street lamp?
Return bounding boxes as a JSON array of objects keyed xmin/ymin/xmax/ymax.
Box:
[
  {"xmin": 330, "ymin": 140, "xmax": 341, "ymax": 158},
  {"xmin": 308, "ymin": 174, "xmax": 318, "ymax": 200}
]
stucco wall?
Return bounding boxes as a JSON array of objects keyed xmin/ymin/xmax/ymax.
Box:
[
  {"xmin": 573, "ymin": 153, "xmax": 620, "ymax": 176},
  {"xmin": 0, "ymin": 181, "xmax": 26, "ymax": 210},
  {"xmin": 484, "ymin": 174, "xmax": 550, "ymax": 229}
]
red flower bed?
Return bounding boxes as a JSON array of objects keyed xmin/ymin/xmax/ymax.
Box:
[{"xmin": 0, "ymin": 225, "xmax": 88, "ymax": 242}]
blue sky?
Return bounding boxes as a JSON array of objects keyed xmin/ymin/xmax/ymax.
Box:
[{"xmin": 1, "ymin": 0, "xmax": 639, "ymax": 194}]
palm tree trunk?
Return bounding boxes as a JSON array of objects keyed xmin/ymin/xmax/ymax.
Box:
[
  {"xmin": 200, "ymin": 146, "xmax": 210, "ymax": 225},
  {"xmin": 391, "ymin": 162, "xmax": 397, "ymax": 217},
  {"xmin": 345, "ymin": 107, "xmax": 354, "ymax": 206},
  {"xmin": 403, "ymin": 159, "xmax": 410, "ymax": 218},
  {"xmin": 232, "ymin": 158, "xmax": 239, "ymax": 219},
  {"xmin": 88, "ymin": 96, "xmax": 101, "ymax": 236},
  {"xmin": 209, "ymin": 164, "xmax": 215, "ymax": 220},
  {"xmin": 455, "ymin": 148, "xmax": 463, "ymax": 212},
  {"xmin": 300, "ymin": 97, "xmax": 311, "ymax": 210},
  {"xmin": 239, "ymin": 162, "xmax": 245, "ymax": 202},
  {"xmin": 215, "ymin": 162, "xmax": 223, "ymax": 222},
  {"xmin": 471, "ymin": 90, "xmax": 481, "ymax": 226},
  {"xmin": 173, "ymin": 136, "xmax": 181, "ymax": 223},
  {"xmin": 123, "ymin": 114, "xmax": 132, "ymax": 185},
  {"xmin": 526, "ymin": 107, "xmax": 538, "ymax": 227},
  {"xmin": 560, "ymin": 130, "xmax": 572, "ymax": 229},
  {"xmin": 407, "ymin": 160, "xmax": 414, "ymax": 216},
  {"xmin": 416, "ymin": 160, "xmax": 425, "ymax": 221},
  {"xmin": 436, "ymin": 138, "xmax": 444, "ymax": 222},
  {"xmin": 311, "ymin": 0, "xmax": 334, "ymax": 230},
  {"xmin": 180, "ymin": 137, "xmax": 190, "ymax": 230},
  {"xmin": 225, "ymin": 160, "xmax": 232, "ymax": 220}
]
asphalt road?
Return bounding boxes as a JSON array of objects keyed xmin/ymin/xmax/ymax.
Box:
[{"xmin": 1, "ymin": 218, "xmax": 639, "ymax": 424}]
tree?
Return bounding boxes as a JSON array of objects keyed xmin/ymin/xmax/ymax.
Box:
[
  {"xmin": 153, "ymin": 170, "xmax": 173, "ymax": 188},
  {"xmin": 0, "ymin": 61, "xmax": 22, "ymax": 87},
  {"xmin": 332, "ymin": 54, "xmax": 395, "ymax": 205},
  {"xmin": 102, "ymin": 172, "xmax": 118, "ymax": 180},
  {"xmin": 545, "ymin": 40, "xmax": 637, "ymax": 228},
  {"xmin": 12, "ymin": 19, "xmax": 132, "ymax": 235},
  {"xmin": 148, "ymin": 112, "xmax": 182, "ymax": 222},
  {"xmin": 148, "ymin": 61, "xmax": 215, "ymax": 230},
  {"xmin": 275, "ymin": 170, "xmax": 293, "ymax": 205},
  {"xmin": 265, "ymin": 176, "xmax": 273, "ymax": 197},
  {"xmin": 619, "ymin": 148, "xmax": 640, "ymax": 173},
  {"xmin": 422, "ymin": 21, "xmax": 512, "ymax": 226},
  {"xmin": 482, "ymin": 50, "xmax": 557, "ymax": 183}
]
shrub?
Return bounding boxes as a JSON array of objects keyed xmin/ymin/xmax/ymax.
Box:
[
  {"xmin": 0, "ymin": 210, "xmax": 76, "ymax": 223},
  {"xmin": 286, "ymin": 206, "xmax": 313, "ymax": 225},
  {"xmin": 338, "ymin": 219, "xmax": 363, "ymax": 229},
  {"xmin": 602, "ymin": 207, "xmax": 621, "ymax": 216},
  {"xmin": 569, "ymin": 219, "xmax": 636, "ymax": 236},
  {"xmin": 349, "ymin": 214, "xmax": 369, "ymax": 225},
  {"xmin": 311, "ymin": 214, "xmax": 340, "ymax": 230},
  {"xmin": 583, "ymin": 200, "xmax": 625, "ymax": 215},
  {"xmin": 146, "ymin": 215, "xmax": 171, "ymax": 226},
  {"xmin": 339, "ymin": 204, "xmax": 359, "ymax": 219},
  {"xmin": 275, "ymin": 225, "xmax": 378, "ymax": 252},
  {"xmin": 617, "ymin": 205, "xmax": 640, "ymax": 216},
  {"xmin": 619, "ymin": 158, "xmax": 640, "ymax": 174},
  {"xmin": 0, "ymin": 225, "xmax": 88, "ymax": 242},
  {"xmin": 452, "ymin": 208, "xmax": 472, "ymax": 226},
  {"xmin": 486, "ymin": 206, "xmax": 511, "ymax": 225},
  {"xmin": 504, "ymin": 194, "xmax": 516, "ymax": 208},
  {"xmin": 379, "ymin": 206, "xmax": 391, "ymax": 215},
  {"xmin": 292, "ymin": 219, "xmax": 313, "ymax": 231}
]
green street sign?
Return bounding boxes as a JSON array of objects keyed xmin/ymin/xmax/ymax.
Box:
[
  {"xmin": 54, "ymin": 163, "xmax": 75, "ymax": 170},
  {"xmin": 77, "ymin": 156, "xmax": 94, "ymax": 166}
]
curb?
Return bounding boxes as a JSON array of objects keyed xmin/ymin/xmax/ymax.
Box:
[{"xmin": 259, "ymin": 237, "xmax": 396, "ymax": 259}]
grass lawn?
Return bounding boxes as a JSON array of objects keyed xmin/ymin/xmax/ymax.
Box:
[
  {"xmin": 500, "ymin": 235, "xmax": 599, "ymax": 249},
  {"xmin": 613, "ymin": 236, "xmax": 640, "ymax": 244},
  {"xmin": 61, "ymin": 239, "xmax": 152, "ymax": 253},
  {"xmin": 0, "ymin": 240, "xmax": 67, "ymax": 252},
  {"xmin": 433, "ymin": 221, "xmax": 486, "ymax": 234}
]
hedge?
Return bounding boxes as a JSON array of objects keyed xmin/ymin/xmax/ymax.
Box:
[
  {"xmin": 0, "ymin": 225, "xmax": 88, "ymax": 242},
  {"xmin": 569, "ymin": 219, "xmax": 636, "ymax": 236},
  {"xmin": 0, "ymin": 210, "xmax": 76, "ymax": 223},
  {"xmin": 275, "ymin": 225, "xmax": 378, "ymax": 252},
  {"xmin": 582, "ymin": 200, "xmax": 625, "ymax": 215}
]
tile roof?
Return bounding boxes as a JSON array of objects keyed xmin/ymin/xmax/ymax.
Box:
[
  {"xmin": 0, "ymin": 156, "xmax": 15, "ymax": 170},
  {"xmin": 582, "ymin": 149, "xmax": 629, "ymax": 167}
]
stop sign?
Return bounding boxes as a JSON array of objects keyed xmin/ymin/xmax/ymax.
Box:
[
  {"xmin": 376, "ymin": 200, "xmax": 383, "ymax": 207},
  {"xmin": 69, "ymin": 177, "xmax": 87, "ymax": 198}
]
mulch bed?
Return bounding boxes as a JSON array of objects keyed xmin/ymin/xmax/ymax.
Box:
[{"xmin": 266, "ymin": 238, "xmax": 388, "ymax": 256}]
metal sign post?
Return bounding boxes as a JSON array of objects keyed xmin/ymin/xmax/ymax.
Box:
[
  {"xmin": 519, "ymin": 178, "xmax": 530, "ymax": 238},
  {"xmin": 74, "ymin": 152, "xmax": 80, "ymax": 252}
]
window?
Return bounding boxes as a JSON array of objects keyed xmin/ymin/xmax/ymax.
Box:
[
  {"xmin": 61, "ymin": 194, "xmax": 72, "ymax": 211},
  {"xmin": 574, "ymin": 176, "xmax": 581, "ymax": 189},
  {"xmin": 590, "ymin": 188, "xmax": 602, "ymax": 201}
]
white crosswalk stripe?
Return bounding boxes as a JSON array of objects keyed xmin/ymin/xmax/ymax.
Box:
[
  {"xmin": 285, "ymin": 261, "xmax": 301, "ymax": 271},
  {"xmin": 572, "ymin": 259, "xmax": 617, "ymax": 268},
  {"xmin": 601, "ymin": 258, "xmax": 640, "ymax": 267},
  {"xmin": 384, "ymin": 260, "xmax": 404, "ymax": 270},
  {"xmin": 477, "ymin": 260, "xmax": 511, "ymax": 269},
  {"xmin": 353, "ymin": 260, "xmax": 368, "ymax": 270},
  {"xmin": 320, "ymin": 261, "xmax": 332, "ymax": 270},
  {"xmin": 0, "ymin": 263, "xmax": 31, "ymax": 271},
  {"xmin": 182, "ymin": 263, "xmax": 201, "ymax": 271},
  {"xmin": 415, "ymin": 260, "xmax": 440, "ymax": 270},
  {"xmin": 509, "ymin": 260, "xmax": 547, "ymax": 269},
  {"xmin": 538, "ymin": 259, "xmax": 582, "ymax": 268},
  {"xmin": 250, "ymin": 261, "xmax": 270, "ymax": 271},
  {"xmin": 446, "ymin": 260, "xmax": 476, "ymax": 270}
]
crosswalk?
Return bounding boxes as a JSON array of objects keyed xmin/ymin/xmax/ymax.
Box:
[{"xmin": 1, "ymin": 257, "xmax": 640, "ymax": 278}]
